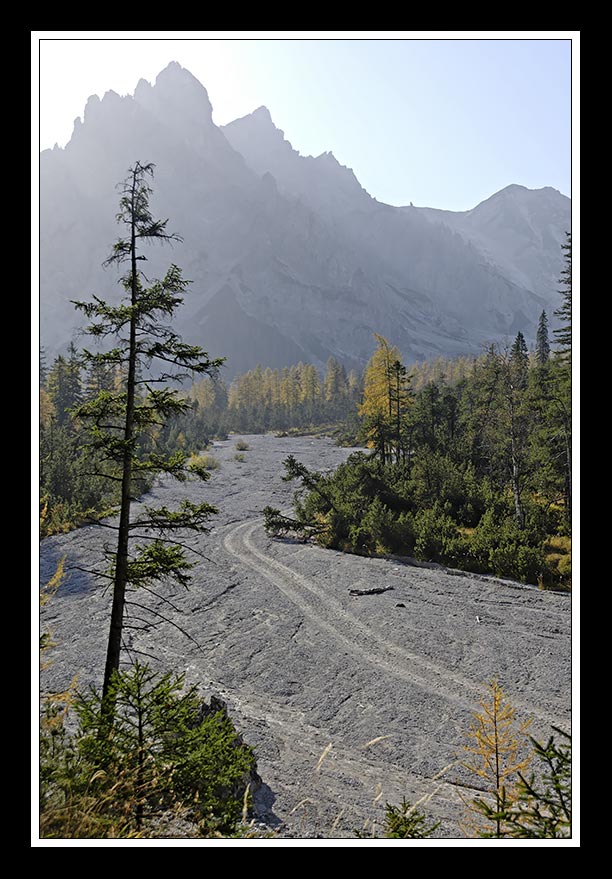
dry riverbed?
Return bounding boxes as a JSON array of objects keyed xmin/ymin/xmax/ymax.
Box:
[{"xmin": 39, "ymin": 434, "xmax": 571, "ymax": 839}]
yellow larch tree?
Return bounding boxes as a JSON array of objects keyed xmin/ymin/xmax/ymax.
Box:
[
  {"xmin": 462, "ymin": 678, "xmax": 532, "ymax": 838},
  {"xmin": 359, "ymin": 334, "xmax": 412, "ymax": 464}
]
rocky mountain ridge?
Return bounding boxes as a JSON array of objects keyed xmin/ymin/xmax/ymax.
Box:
[{"xmin": 40, "ymin": 62, "xmax": 571, "ymax": 376}]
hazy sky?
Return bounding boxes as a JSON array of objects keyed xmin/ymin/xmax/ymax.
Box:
[{"xmin": 35, "ymin": 32, "xmax": 575, "ymax": 211}]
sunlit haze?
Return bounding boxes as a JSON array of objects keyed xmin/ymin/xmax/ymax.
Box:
[{"xmin": 36, "ymin": 33, "xmax": 573, "ymax": 211}]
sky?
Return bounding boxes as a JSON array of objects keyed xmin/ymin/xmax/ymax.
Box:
[{"xmin": 35, "ymin": 32, "xmax": 575, "ymax": 212}]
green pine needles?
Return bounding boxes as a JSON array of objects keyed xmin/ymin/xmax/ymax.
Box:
[
  {"xmin": 354, "ymin": 798, "xmax": 440, "ymax": 839},
  {"xmin": 470, "ymin": 726, "xmax": 571, "ymax": 838},
  {"xmin": 40, "ymin": 663, "xmax": 257, "ymax": 838},
  {"xmin": 71, "ymin": 162, "xmax": 224, "ymax": 707}
]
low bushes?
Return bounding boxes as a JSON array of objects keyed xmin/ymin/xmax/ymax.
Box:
[
  {"xmin": 264, "ymin": 454, "xmax": 570, "ymax": 587},
  {"xmin": 40, "ymin": 663, "xmax": 257, "ymax": 839}
]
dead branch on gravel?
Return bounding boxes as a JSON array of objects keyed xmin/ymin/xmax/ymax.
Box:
[{"xmin": 349, "ymin": 585, "xmax": 394, "ymax": 596}]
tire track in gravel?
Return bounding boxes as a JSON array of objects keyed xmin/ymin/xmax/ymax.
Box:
[{"xmin": 223, "ymin": 518, "xmax": 566, "ymax": 729}]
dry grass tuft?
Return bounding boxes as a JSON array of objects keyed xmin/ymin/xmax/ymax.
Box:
[
  {"xmin": 314, "ymin": 742, "xmax": 333, "ymax": 773},
  {"xmin": 362, "ymin": 735, "xmax": 391, "ymax": 749}
]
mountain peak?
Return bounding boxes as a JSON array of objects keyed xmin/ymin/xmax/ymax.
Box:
[
  {"xmin": 225, "ymin": 106, "xmax": 287, "ymax": 139},
  {"xmin": 491, "ymin": 183, "xmax": 568, "ymax": 203},
  {"xmin": 497, "ymin": 183, "xmax": 528, "ymax": 195},
  {"xmin": 79, "ymin": 89, "xmax": 130, "ymax": 132},
  {"xmin": 134, "ymin": 61, "xmax": 213, "ymax": 125},
  {"xmin": 223, "ymin": 107, "xmax": 295, "ymax": 165},
  {"xmin": 252, "ymin": 105, "xmax": 273, "ymax": 121},
  {"xmin": 159, "ymin": 60, "xmax": 183, "ymax": 75},
  {"xmin": 155, "ymin": 61, "xmax": 204, "ymax": 90}
]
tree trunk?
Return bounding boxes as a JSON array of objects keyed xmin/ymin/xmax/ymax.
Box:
[
  {"xmin": 507, "ymin": 389, "xmax": 525, "ymax": 530},
  {"xmin": 510, "ymin": 443, "xmax": 524, "ymax": 530},
  {"xmin": 395, "ymin": 371, "xmax": 401, "ymax": 464},
  {"xmin": 563, "ymin": 422, "xmax": 572, "ymax": 528},
  {"xmin": 102, "ymin": 168, "xmax": 139, "ymax": 708},
  {"xmin": 494, "ymin": 710, "xmax": 501, "ymax": 838},
  {"xmin": 136, "ymin": 672, "xmax": 145, "ymax": 829}
]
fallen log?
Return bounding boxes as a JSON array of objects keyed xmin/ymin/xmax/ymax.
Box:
[{"xmin": 348, "ymin": 585, "xmax": 394, "ymax": 596}]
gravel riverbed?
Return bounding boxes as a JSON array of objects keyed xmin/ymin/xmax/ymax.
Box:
[{"xmin": 39, "ymin": 434, "xmax": 571, "ymax": 839}]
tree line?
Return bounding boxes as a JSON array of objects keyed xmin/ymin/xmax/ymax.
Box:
[
  {"xmin": 40, "ymin": 354, "xmax": 362, "ymax": 536},
  {"xmin": 40, "ymin": 341, "xmax": 487, "ymax": 522},
  {"xmin": 41, "ymin": 269, "xmax": 572, "ymax": 588}
]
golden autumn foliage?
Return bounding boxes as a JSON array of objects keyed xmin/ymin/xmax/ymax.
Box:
[
  {"xmin": 462, "ymin": 678, "xmax": 532, "ymax": 837},
  {"xmin": 358, "ymin": 334, "xmax": 413, "ymax": 464},
  {"xmin": 39, "ymin": 387, "xmax": 55, "ymax": 428},
  {"xmin": 359, "ymin": 334, "xmax": 401, "ymax": 422},
  {"xmin": 40, "ymin": 557, "xmax": 67, "ymax": 670},
  {"xmin": 40, "ymin": 556, "xmax": 65, "ymax": 607},
  {"xmin": 408, "ymin": 354, "xmax": 477, "ymax": 392}
]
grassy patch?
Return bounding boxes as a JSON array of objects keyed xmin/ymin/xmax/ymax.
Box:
[
  {"xmin": 543, "ymin": 535, "xmax": 571, "ymax": 554},
  {"xmin": 190, "ymin": 453, "xmax": 220, "ymax": 471},
  {"xmin": 541, "ymin": 535, "xmax": 571, "ymax": 589}
]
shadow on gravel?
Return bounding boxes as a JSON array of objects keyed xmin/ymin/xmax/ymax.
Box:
[
  {"xmin": 40, "ymin": 543, "xmax": 101, "ymax": 598},
  {"xmin": 275, "ymin": 536, "xmax": 310, "ymax": 547},
  {"xmin": 60, "ymin": 566, "xmax": 100, "ymax": 596},
  {"xmin": 253, "ymin": 782, "xmax": 282, "ymax": 829}
]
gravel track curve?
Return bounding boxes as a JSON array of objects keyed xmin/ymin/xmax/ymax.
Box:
[{"xmin": 224, "ymin": 517, "xmax": 567, "ymax": 730}]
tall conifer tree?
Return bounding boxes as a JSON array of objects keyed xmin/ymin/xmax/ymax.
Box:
[
  {"xmin": 72, "ymin": 162, "xmax": 223, "ymax": 713},
  {"xmin": 554, "ymin": 232, "xmax": 572, "ymax": 358},
  {"xmin": 535, "ymin": 310, "xmax": 550, "ymax": 365}
]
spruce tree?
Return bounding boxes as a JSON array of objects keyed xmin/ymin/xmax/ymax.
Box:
[
  {"xmin": 46, "ymin": 349, "xmax": 82, "ymax": 428},
  {"xmin": 85, "ymin": 359, "xmax": 116, "ymax": 400},
  {"xmin": 388, "ymin": 359, "xmax": 413, "ymax": 463},
  {"xmin": 510, "ymin": 331, "xmax": 529, "ymax": 391},
  {"xmin": 503, "ymin": 339, "xmax": 529, "ymax": 528},
  {"xmin": 554, "ymin": 232, "xmax": 572, "ymax": 358},
  {"xmin": 473, "ymin": 728, "xmax": 571, "ymax": 838},
  {"xmin": 535, "ymin": 310, "xmax": 550, "ymax": 365},
  {"xmin": 40, "ymin": 346, "xmax": 48, "ymax": 387},
  {"xmin": 72, "ymin": 162, "xmax": 223, "ymax": 714},
  {"xmin": 551, "ymin": 233, "xmax": 572, "ymax": 523}
]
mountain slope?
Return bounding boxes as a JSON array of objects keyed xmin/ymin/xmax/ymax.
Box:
[
  {"xmin": 224, "ymin": 108, "xmax": 569, "ymax": 313},
  {"xmin": 40, "ymin": 63, "xmax": 570, "ymax": 375},
  {"xmin": 414, "ymin": 183, "xmax": 570, "ymax": 304}
]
